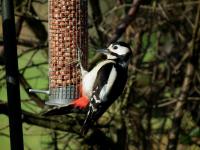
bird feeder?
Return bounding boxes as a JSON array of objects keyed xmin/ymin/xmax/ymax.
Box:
[{"xmin": 30, "ymin": 0, "xmax": 88, "ymax": 106}]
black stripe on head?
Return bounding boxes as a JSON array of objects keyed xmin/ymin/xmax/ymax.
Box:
[
  {"xmin": 110, "ymin": 51, "xmax": 131, "ymax": 62},
  {"xmin": 110, "ymin": 41, "xmax": 132, "ymax": 61}
]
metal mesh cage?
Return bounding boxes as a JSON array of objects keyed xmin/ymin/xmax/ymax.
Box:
[{"xmin": 47, "ymin": 0, "xmax": 87, "ymax": 106}]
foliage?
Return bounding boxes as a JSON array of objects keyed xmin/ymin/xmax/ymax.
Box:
[{"xmin": 1, "ymin": 0, "xmax": 200, "ymax": 150}]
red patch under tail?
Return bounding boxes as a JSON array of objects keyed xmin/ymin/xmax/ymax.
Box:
[
  {"xmin": 72, "ymin": 96, "xmax": 89, "ymax": 109},
  {"xmin": 72, "ymin": 84, "xmax": 89, "ymax": 109}
]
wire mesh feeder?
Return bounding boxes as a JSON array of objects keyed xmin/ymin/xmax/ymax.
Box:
[{"xmin": 29, "ymin": 0, "xmax": 88, "ymax": 107}]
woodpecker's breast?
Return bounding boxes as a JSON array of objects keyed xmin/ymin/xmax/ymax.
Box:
[{"xmin": 82, "ymin": 60, "xmax": 115, "ymax": 98}]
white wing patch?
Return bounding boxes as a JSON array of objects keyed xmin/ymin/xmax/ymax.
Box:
[{"xmin": 99, "ymin": 66, "xmax": 117, "ymax": 101}]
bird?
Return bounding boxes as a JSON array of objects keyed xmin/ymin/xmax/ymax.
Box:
[{"xmin": 72, "ymin": 41, "xmax": 132, "ymax": 135}]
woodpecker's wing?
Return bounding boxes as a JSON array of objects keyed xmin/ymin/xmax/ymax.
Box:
[
  {"xmin": 92, "ymin": 62, "xmax": 117, "ymax": 102},
  {"xmin": 81, "ymin": 62, "xmax": 118, "ymax": 135}
]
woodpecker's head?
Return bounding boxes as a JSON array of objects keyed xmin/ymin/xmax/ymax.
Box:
[{"xmin": 98, "ymin": 42, "xmax": 132, "ymax": 63}]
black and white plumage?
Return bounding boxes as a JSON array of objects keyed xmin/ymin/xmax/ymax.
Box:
[{"xmin": 77, "ymin": 42, "xmax": 132, "ymax": 135}]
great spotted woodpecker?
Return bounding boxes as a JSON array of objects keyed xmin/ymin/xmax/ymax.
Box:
[{"xmin": 72, "ymin": 42, "xmax": 132, "ymax": 135}]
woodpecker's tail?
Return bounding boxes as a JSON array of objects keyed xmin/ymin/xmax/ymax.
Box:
[{"xmin": 81, "ymin": 106, "xmax": 94, "ymax": 135}]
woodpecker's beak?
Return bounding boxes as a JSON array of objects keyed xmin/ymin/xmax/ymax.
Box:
[{"xmin": 96, "ymin": 48, "xmax": 110, "ymax": 55}]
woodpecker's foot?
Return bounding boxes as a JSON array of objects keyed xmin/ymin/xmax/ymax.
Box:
[
  {"xmin": 89, "ymin": 103, "xmax": 98, "ymax": 112},
  {"xmin": 76, "ymin": 46, "xmax": 88, "ymax": 77},
  {"xmin": 76, "ymin": 47, "xmax": 84, "ymax": 70},
  {"xmin": 93, "ymin": 96, "xmax": 101, "ymax": 104},
  {"xmin": 90, "ymin": 96, "xmax": 101, "ymax": 112},
  {"xmin": 76, "ymin": 62, "xmax": 81, "ymax": 68}
]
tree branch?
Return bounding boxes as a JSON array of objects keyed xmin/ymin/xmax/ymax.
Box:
[
  {"xmin": 89, "ymin": 0, "xmax": 105, "ymax": 45},
  {"xmin": 19, "ymin": 73, "xmax": 45, "ymax": 108},
  {"xmin": 0, "ymin": 102, "xmax": 81, "ymax": 134},
  {"xmin": 167, "ymin": 63, "xmax": 194, "ymax": 150},
  {"xmin": 108, "ymin": 0, "xmax": 142, "ymax": 44},
  {"xmin": 167, "ymin": 4, "xmax": 200, "ymax": 149}
]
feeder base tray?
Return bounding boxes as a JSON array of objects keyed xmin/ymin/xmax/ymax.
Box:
[{"xmin": 46, "ymin": 85, "xmax": 79, "ymax": 106}]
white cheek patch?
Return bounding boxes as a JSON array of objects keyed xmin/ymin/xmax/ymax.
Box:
[{"xmin": 109, "ymin": 45, "xmax": 129, "ymax": 55}]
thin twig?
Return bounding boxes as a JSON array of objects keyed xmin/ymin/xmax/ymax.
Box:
[
  {"xmin": 167, "ymin": 4, "xmax": 200, "ymax": 149},
  {"xmin": 108, "ymin": 0, "xmax": 142, "ymax": 44}
]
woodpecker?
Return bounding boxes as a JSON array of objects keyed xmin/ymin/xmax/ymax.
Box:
[{"xmin": 72, "ymin": 42, "xmax": 132, "ymax": 135}]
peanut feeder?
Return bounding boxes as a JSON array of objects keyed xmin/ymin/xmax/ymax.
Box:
[{"xmin": 29, "ymin": 0, "xmax": 88, "ymax": 106}]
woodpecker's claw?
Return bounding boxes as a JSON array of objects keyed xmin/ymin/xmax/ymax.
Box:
[
  {"xmin": 76, "ymin": 46, "xmax": 88, "ymax": 77},
  {"xmin": 77, "ymin": 47, "xmax": 83, "ymax": 62},
  {"xmin": 76, "ymin": 47, "xmax": 81, "ymax": 67},
  {"xmin": 76, "ymin": 47, "xmax": 83, "ymax": 67}
]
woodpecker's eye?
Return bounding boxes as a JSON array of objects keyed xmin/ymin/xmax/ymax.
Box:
[{"xmin": 113, "ymin": 45, "xmax": 118, "ymax": 50}]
